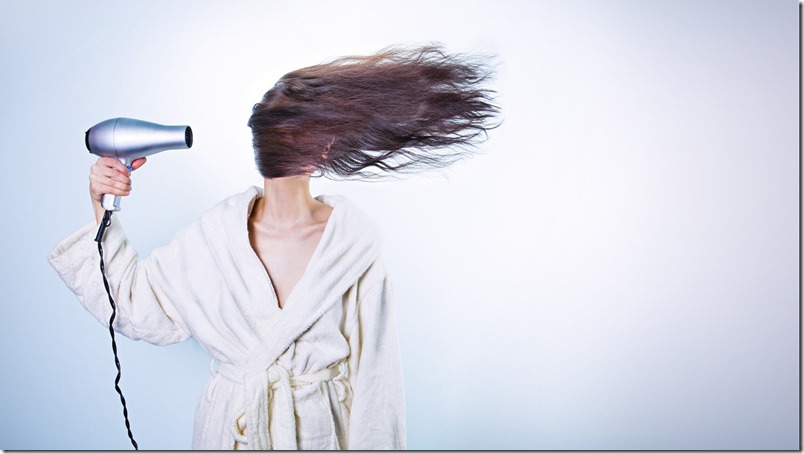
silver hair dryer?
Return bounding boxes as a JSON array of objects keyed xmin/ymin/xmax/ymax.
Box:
[{"xmin": 85, "ymin": 117, "xmax": 193, "ymax": 211}]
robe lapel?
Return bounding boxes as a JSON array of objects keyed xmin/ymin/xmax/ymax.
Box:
[
  {"xmin": 224, "ymin": 188, "xmax": 381, "ymax": 371},
  {"xmin": 217, "ymin": 186, "xmax": 280, "ymax": 327}
]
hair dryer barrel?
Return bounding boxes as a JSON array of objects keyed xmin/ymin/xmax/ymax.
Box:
[
  {"xmin": 85, "ymin": 118, "xmax": 192, "ymax": 164},
  {"xmin": 85, "ymin": 117, "xmax": 193, "ymax": 211}
]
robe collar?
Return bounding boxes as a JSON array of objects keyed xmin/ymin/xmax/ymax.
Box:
[{"xmin": 219, "ymin": 186, "xmax": 382, "ymax": 371}]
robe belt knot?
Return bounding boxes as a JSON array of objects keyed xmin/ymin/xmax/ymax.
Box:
[{"xmin": 213, "ymin": 361, "xmax": 342, "ymax": 450}]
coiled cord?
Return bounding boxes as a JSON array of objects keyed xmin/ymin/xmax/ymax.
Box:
[{"xmin": 96, "ymin": 209, "xmax": 139, "ymax": 450}]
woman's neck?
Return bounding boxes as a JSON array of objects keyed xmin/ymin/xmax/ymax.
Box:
[{"xmin": 252, "ymin": 175, "xmax": 321, "ymax": 230}]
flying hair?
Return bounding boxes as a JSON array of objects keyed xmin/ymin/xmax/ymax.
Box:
[{"xmin": 247, "ymin": 44, "xmax": 501, "ymax": 179}]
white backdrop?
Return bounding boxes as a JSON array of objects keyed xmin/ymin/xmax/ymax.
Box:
[{"xmin": 0, "ymin": 0, "xmax": 799, "ymax": 450}]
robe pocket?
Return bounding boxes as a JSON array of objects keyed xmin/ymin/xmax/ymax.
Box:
[{"xmin": 293, "ymin": 384, "xmax": 340, "ymax": 450}]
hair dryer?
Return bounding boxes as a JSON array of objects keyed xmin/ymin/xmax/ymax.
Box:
[
  {"xmin": 84, "ymin": 118, "xmax": 193, "ymax": 449},
  {"xmin": 85, "ymin": 117, "xmax": 193, "ymax": 211}
]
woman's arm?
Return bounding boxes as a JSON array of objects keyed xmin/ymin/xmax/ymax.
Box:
[
  {"xmin": 48, "ymin": 157, "xmax": 190, "ymax": 345},
  {"xmin": 345, "ymin": 275, "xmax": 407, "ymax": 449}
]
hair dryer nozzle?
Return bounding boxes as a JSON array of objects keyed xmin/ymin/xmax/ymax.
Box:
[{"xmin": 184, "ymin": 126, "xmax": 193, "ymax": 148}]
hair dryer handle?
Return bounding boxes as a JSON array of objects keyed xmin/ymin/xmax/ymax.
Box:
[
  {"xmin": 101, "ymin": 193, "xmax": 122, "ymax": 211},
  {"xmin": 100, "ymin": 158, "xmax": 131, "ymax": 212}
]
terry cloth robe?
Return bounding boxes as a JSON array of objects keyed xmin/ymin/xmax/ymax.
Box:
[{"xmin": 48, "ymin": 186, "xmax": 406, "ymax": 450}]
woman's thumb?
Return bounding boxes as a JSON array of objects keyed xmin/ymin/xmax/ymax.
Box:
[{"xmin": 130, "ymin": 157, "xmax": 147, "ymax": 171}]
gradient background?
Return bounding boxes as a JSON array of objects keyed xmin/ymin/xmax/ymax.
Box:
[{"xmin": 0, "ymin": 0, "xmax": 799, "ymax": 450}]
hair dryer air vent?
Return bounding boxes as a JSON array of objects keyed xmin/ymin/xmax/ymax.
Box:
[{"xmin": 185, "ymin": 126, "xmax": 193, "ymax": 148}]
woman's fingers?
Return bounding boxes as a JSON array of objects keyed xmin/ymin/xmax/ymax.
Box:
[
  {"xmin": 89, "ymin": 156, "xmax": 149, "ymax": 205},
  {"xmin": 97, "ymin": 156, "xmax": 148, "ymax": 174},
  {"xmin": 89, "ymin": 157, "xmax": 147, "ymax": 222},
  {"xmin": 98, "ymin": 157, "xmax": 131, "ymax": 175},
  {"xmin": 89, "ymin": 158, "xmax": 133, "ymax": 200},
  {"xmin": 91, "ymin": 164, "xmax": 130, "ymax": 188},
  {"xmin": 90, "ymin": 180, "xmax": 130, "ymax": 200}
]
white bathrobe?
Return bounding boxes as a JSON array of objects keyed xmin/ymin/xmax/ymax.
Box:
[{"xmin": 48, "ymin": 187, "xmax": 406, "ymax": 450}]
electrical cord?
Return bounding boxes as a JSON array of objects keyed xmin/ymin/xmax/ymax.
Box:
[{"xmin": 95, "ymin": 209, "xmax": 139, "ymax": 450}]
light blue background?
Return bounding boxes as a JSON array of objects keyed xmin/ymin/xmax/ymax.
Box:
[{"xmin": 0, "ymin": 0, "xmax": 799, "ymax": 450}]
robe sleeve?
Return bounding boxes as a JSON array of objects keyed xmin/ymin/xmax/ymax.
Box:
[
  {"xmin": 48, "ymin": 216, "xmax": 191, "ymax": 345},
  {"xmin": 346, "ymin": 275, "xmax": 407, "ymax": 449}
]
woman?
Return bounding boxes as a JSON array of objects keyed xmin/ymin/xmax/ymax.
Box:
[{"xmin": 49, "ymin": 45, "xmax": 498, "ymax": 450}]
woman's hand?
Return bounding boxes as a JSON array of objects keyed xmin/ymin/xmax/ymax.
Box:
[{"xmin": 89, "ymin": 157, "xmax": 147, "ymax": 223}]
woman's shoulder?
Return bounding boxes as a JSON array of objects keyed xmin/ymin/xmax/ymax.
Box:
[
  {"xmin": 165, "ymin": 186, "xmax": 260, "ymax": 245},
  {"xmin": 316, "ymin": 194, "xmax": 382, "ymax": 241},
  {"xmin": 203, "ymin": 186, "xmax": 262, "ymax": 219}
]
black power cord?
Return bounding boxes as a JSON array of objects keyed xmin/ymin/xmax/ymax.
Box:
[{"xmin": 95, "ymin": 209, "xmax": 139, "ymax": 450}]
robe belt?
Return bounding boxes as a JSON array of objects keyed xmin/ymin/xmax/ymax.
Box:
[{"xmin": 214, "ymin": 361, "xmax": 341, "ymax": 450}]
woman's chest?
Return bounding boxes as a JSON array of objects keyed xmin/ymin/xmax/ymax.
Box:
[{"xmin": 250, "ymin": 225, "xmax": 327, "ymax": 309}]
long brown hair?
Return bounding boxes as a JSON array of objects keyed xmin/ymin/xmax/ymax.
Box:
[{"xmin": 247, "ymin": 45, "xmax": 500, "ymax": 179}]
